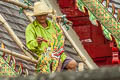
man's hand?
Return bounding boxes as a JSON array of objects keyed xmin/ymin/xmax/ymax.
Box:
[
  {"xmin": 36, "ymin": 37, "xmax": 48, "ymax": 44},
  {"xmin": 56, "ymin": 16, "xmax": 62, "ymax": 23}
]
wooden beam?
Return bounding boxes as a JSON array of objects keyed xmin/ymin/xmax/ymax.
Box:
[{"xmin": 0, "ymin": 48, "xmax": 38, "ymax": 64}]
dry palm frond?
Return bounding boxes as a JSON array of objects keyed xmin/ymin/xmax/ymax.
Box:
[
  {"xmin": 106, "ymin": 0, "xmax": 110, "ymax": 8},
  {"xmin": 112, "ymin": 3, "xmax": 115, "ymax": 16}
]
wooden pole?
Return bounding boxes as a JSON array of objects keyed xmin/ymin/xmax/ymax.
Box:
[
  {"xmin": 1, "ymin": 0, "xmax": 33, "ymax": 10},
  {"xmin": 0, "ymin": 14, "xmax": 34, "ymax": 59},
  {"xmin": 0, "ymin": 48, "xmax": 38, "ymax": 64}
]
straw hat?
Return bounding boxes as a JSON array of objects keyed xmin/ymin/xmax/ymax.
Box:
[{"xmin": 27, "ymin": 1, "xmax": 53, "ymax": 16}]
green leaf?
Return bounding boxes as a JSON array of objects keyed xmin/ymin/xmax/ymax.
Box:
[
  {"xmin": 11, "ymin": 56, "xmax": 16, "ymax": 70},
  {"xmin": 101, "ymin": 25, "xmax": 112, "ymax": 40},
  {"xmin": 6, "ymin": 55, "xmax": 11, "ymax": 64},
  {"xmin": 19, "ymin": 8, "xmax": 24, "ymax": 14},
  {"xmin": 77, "ymin": 0, "xmax": 85, "ymax": 12},
  {"xmin": 88, "ymin": 11, "xmax": 98, "ymax": 26},
  {"xmin": 18, "ymin": 63, "xmax": 23, "ymax": 74},
  {"xmin": 24, "ymin": 0, "xmax": 32, "ymax": 6},
  {"xmin": 115, "ymin": 38, "xmax": 120, "ymax": 49},
  {"xmin": 98, "ymin": 0, "xmax": 104, "ymax": 3}
]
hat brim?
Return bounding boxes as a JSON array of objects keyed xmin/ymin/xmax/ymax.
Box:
[{"xmin": 26, "ymin": 10, "xmax": 53, "ymax": 16}]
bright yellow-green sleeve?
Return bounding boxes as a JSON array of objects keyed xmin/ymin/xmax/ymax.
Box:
[
  {"xmin": 60, "ymin": 52, "xmax": 67, "ymax": 63},
  {"xmin": 25, "ymin": 24, "xmax": 39, "ymax": 52},
  {"xmin": 53, "ymin": 22, "xmax": 67, "ymax": 63}
]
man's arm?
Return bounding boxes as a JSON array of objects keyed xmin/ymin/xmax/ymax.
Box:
[
  {"xmin": 25, "ymin": 25, "xmax": 39, "ymax": 51},
  {"xmin": 37, "ymin": 37, "xmax": 48, "ymax": 44}
]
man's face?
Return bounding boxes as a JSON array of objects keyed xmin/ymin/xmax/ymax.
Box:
[{"xmin": 36, "ymin": 14, "xmax": 48, "ymax": 24}]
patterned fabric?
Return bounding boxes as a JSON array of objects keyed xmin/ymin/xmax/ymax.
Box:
[
  {"xmin": 26, "ymin": 20, "xmax": 67, "ymax": 73},
  {"xmin": 77, "ymin": 0, "xmax": 120, "ymax": 48},
  {"xmin": 36, "ymin": 53, "xmax": 59, "ymax": 73},
  {"xmin": 0, "ymin": 56, "xmax": 17, "ymax": 77}
]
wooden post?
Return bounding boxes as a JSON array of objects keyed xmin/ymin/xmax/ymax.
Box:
[
  {"xmin": 0, "ymin": 14, "xmax": 34, "ymax": 59},
  {"xmin": 78, "ymin": 62, "xmax": 84, "ymax": 71},
  {"xmin": 0, "ymin": 48, "xmax": 38, "ymax": 64}
]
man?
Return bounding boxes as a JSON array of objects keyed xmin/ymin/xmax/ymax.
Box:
[{"xmin": 26, "ymin": 1, "xmax": 77, "ymax": 73}]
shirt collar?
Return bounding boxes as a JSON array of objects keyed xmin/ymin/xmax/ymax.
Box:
[{"xmin": 33, "ymin": 19, "xmax": 51, "ymax": 29}]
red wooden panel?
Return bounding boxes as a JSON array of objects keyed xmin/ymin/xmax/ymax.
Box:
[
  {"xmin": 58, "ymin": 0, "xmax": 119, "ymax": 66},
  {"xmin": 93, "ymin": 57, "xmax": 112, "ymax": 66},
  {"xmin": 58, "ymin": 0, "xmax": 74, "ymax": 8},
  {"xmin": 73, "ymin": 25, "xmax": 91, "ymax": 40},
  {"xmin": 67, "ymin": 17, "xmax": 91, "ymax": 26},
  {"xmin": 84, "ymin": 43, "xmax": 112, "ymax": 58},
  {"xmin": 93, "ymin": 57, "xmax": 108, "ymax": 66},
  {"xmin": 91, "ymin": 25, "xmax": 105, "ymax": 45},
  {"xmin": 60, "ymin": 8, "xmax": 88, "ymax": 17}
]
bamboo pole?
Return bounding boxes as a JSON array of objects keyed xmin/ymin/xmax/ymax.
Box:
[
  {"xmin": 1, "ymin": 0, "xmax": 33, "ymax": 10},
  {"xmin": 0, "ymin": 14, "xmax": 34, "ymax": 59},
  {"xmin": 0, "ymin": 48, "xmax": 38, "ymax": 64}
]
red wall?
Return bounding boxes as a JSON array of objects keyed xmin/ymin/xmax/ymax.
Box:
[{"xmin": 58, "ymin": 0, "xmax": 113, "ymax": 66}]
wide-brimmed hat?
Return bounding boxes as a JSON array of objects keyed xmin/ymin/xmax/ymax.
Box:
[{"xmin": 26, "ymin": 1, "xmax": 53, "ymax": 16}]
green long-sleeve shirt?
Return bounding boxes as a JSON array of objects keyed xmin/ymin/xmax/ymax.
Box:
[{"xmin": 25, "ymin": 20, "xmax": 66, "ymax": 62}]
